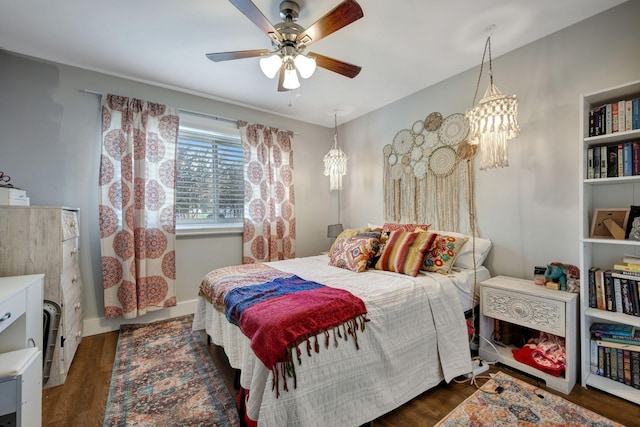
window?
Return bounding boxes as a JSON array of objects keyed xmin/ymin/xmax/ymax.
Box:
[{"xmin": 176, "ymin": 118, "xmax": 243, "ymax": 232}]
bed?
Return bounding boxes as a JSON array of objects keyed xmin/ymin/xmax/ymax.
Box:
[{"xmin": 193, "ymin": 229, "xmax": 492, "ymax": 427}]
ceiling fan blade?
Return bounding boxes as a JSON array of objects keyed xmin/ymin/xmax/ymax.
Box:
[
  {"xmin": 277, "ymin": 64, "xmax": 289, "ymax": 92},
  {"xmin": 229, "ymin": 0, "xmax": 281, "ymax": 41},
  {"xmin": 296, "ymin": 0, "xmax": 363, "ymax": 47},
  {"xmin": 206, "ymin": 49, "xmax": 270, "ymax": 62},
  {"xmin": 309, "ymin": 52, "xmax": 361, "ymax": 78}
]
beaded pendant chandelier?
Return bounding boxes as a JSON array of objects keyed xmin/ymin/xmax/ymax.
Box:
[
  {"xmin": 323, "ymin": 114, "xmax": 348, "ymax": 191},
  {"xmin": 466, "ymin": 33, "xmax": 520, "ymax": 170}
]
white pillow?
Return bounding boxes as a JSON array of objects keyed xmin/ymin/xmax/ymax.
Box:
[{"xmin": 429, "ymin": 230, "xmax": 492, "ymax": 269}]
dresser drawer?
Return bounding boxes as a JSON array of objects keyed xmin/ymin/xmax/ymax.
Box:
[
  {"xmin": 62, "ymin": 210, "xmax": 79, "ymax": 241},
  {"xmin": 0, "ymin": 290, "xmax": 26, "ymax": 336},
  {"xmin": 61, "ymin": 266, "xmax": 82, "ymax": 313},
  {"xmin": 63, "ymin": 318, "xmax": 82, "ymax": 372},
  {"xmin": 62, "ymin": 291, "xmax": 83, "ymax": 338},
  {"xmin": 61, "ymin": 238, "xmax": 79, "ymax": 273},
  {"xmin": 481, "ymin": 285, "xmax": 566, "ymax": 336}
]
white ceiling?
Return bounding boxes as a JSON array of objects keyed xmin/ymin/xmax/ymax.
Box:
[{"xmin": 0, "ymin": 0, "xmax": 626, "ymax": 127}]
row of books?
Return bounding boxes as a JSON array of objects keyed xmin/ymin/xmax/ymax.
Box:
[
  {"xmin": 586, "ymin": 142, "xmax": 640, "ymax": 179},
  {"xmin": 590, "ymin": 323, "xmax": 640, "ymax": 389},
  {"xmin": 588, "ymin": 98, "xmax": 640, "ymax": 137},
  {"xmin": 588, "ymin": 267, "xmax": 640, "ymax": 316},
  {"xmin": 590, "ymin": 340, "xmax": 640, "ymax": 389}
]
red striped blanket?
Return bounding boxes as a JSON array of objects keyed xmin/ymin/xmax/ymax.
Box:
[{"xmin": 199, "ymin": 263, "xmax": 368, "ymax": 394}]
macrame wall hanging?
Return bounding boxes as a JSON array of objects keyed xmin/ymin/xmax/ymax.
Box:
[{"xmin": 383, "ymin": 111, "xmax": 478, "ymax": 233}]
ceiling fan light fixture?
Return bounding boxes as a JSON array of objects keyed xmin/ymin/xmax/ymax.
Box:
[
  {"xmin": 259, "ymin": 54, "xmax": 283, "ymax": 79},
  {"xmin": 283, "ymin": 64, "xmax": 300, "ymax": 89},
  {"xmin": 294, "ymin": 54, "xmax": 316, "ymax": 79}
]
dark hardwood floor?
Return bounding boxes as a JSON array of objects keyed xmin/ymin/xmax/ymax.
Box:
[{"xmin": 42, "ymin": 331, "xmax": 636, "ymax": 426}]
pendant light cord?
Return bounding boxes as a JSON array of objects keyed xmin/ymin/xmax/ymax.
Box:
[
  {"xmin": 471, "ymin": 36, "xmax": 494, "ymax": 107},
  {"xmin": 335, "ymin": 113, "xmax": 341, "ymax": 224}
]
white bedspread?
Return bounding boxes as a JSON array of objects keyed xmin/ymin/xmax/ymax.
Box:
[{"xmin": 193, "ymin": 255, "xmax": 473, "ymax": 427}]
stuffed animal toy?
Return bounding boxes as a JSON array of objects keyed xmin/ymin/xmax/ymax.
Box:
[
  {"xmin": 544, "ymin": 264, "xmax": 566, "ymax": 290},
  {"xmin": 544, "ymin": 262, "xmax": 580, "ymax": 293}
]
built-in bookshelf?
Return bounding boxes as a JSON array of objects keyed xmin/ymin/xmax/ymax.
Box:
[{"xmin": 579, "ymin": 79, "xmax": 640, "ymax": 405}]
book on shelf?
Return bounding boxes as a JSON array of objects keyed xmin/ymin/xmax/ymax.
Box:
[
  {"xmin": 588, "ymin": 268, "xmax": 640, "ymax": 317},
  {"xmin": 588, "ymin": 97, "xmax": 640, "ymax": 136},
  {"xmin": 587, "ymin": 147, "xmax": 594, "ymax": 179},
  {"xmin": 619, "ymin": 100, "xmax": 627, "ymax": 133},
  {"xmin": 595, "ymin": 269, "xmax": 606, "ymax": 310},
  {"xmin": 623, "ymin": 142, "xmax": 633, "ymax": 176},
  {"xmin": 613, "ymin": 275, "xmax": 624, "ymax": 314},
  {"xmin": 614, "ymin": 263, "xmax": 640, "ymax": 272},
  {"xmin": 604, "ymin": 270, "xmax": 615, "ymax": 311},
  {"xmin": 619, "ymin": 276, "xmax": 638, "ymax": 316},
  {"xmin": 607, "ymin": 145, "xmax": 618, "ymax": 177},
  {"xmin": 589, "ymin": 267, "xmax": 599, "ymax": 308},
  {"xmin": 618, "ymin": 144, "xmax": 624, "ymax": 177},
  {"xmin": 590, "ymin": 322, "xmax": 635, "ymax": 337},
  {"xmin": 613, "ymin": 269, "xmax": 640, "ymax": 278},
  {"xmin": 590, "ymin": 339, "xmax": 640, "ymax": 389},
  {"xmin": 605, "ymin": 103, "xmax": 613, "ymax": 135},
  {"xmin": 594, "ymin": 339, "xmax": 640, "ymax": 353},
  {"xmin": 593, "ymin": 145, "xmax": 601, "ymax": 178},
  {"xmin": 586, "ymin": 142, "xmax": 640, "ymax": 180},
  {"xmin": 633, "ymin": 352, "xmax": 640, "ymax": 389},
  {"xmin": 596, "ymin": 334, "xmax": 640, "ymax": 346},
  {"xmin": 623, "ymin": 253, "xmax": 640, "ymax": 265}
]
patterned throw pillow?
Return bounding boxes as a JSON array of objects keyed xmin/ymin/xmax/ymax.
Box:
[
  {"xmin": 328, "ymin": 227, "xmax": 371, "ymax": 255},
  {"xmin": 375, "ymin": 231, "xmax": 436, "ymax": 277},
  {"xmin": 382, "ymin": 222, "xmax": 431, "ymax": 233},
  {"xmin": 329, "ymin": 236, "xmax": 378, "ymax": 273},
  {"xmin": 422, "ymin": 234, "xmax": 469, "ymax": 274},
  {"xmin": 355, "ymin": 231, "xmax": 383, "ymax": 268}
]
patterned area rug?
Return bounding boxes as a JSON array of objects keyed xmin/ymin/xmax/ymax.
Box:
[
  {"xmin": 436, "ymin": 372, "xmax": 623, "ymax": 426},
  {"xmin": 104, "ymin": 315, "xmax": 240, "ymax": 426}
]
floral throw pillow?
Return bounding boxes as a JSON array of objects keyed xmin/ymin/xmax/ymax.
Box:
[
  {"xmin": 329, "ymin": 236, "xmax": 378, "ymax": 273},
  {"xmin": 422, "ymin": 234, "xmax": 469, "ymax": 274}
]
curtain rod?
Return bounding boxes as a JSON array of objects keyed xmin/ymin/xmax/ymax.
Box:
[{"xmin": 79, "ymin": 89, "xmax": 299, "ymax": 134}]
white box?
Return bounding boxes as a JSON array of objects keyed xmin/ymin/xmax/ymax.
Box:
[{"xmin": 0, "ymin": 188, "xmax": 29, "ymax": 206}]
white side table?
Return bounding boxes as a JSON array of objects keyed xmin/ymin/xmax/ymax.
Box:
[
  {"xmin": 478, "ymin": 275, "xmax": 578, "ymax": 394},
  {"xmin": 0, "ymin": 274, "xmax": 44, "ymax": 426}
]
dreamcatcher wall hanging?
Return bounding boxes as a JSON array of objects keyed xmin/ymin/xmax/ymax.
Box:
[{"xmin": 383, "ymin": 111, "xmax": 477, "ymax": 232}]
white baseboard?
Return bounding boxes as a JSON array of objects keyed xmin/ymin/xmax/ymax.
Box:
[{"xmin": 82, "ymin": 298, "xmax": 199, "ymax": 337}]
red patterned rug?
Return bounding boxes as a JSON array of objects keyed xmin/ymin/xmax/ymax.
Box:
[
  {"xmin": 435, "ymin": 372, "xmax": 622, "ymax": 426},
  {"xmin": 104, "ymin": 315, "xmax": 240, "ymax": 426}
]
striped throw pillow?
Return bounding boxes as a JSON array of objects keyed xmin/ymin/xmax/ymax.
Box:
[{"xmin": 375, "ymin": 231, "xmax": 436, "ymax": 277}]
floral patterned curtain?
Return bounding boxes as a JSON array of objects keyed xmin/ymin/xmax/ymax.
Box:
[
  {"xmin": 239, "ymin": 121, "xmax": 296, "ymax": 263},
  {"xmin": 99, "ymin": 94, "xmax": 179, "ymax": 319}
]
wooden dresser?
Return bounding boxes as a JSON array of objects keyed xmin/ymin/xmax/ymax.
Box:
[{"xmin": 0, "ymin": 206, "xmax": 84, "ymax": 388}]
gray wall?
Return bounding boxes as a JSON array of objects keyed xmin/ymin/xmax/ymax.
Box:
[
  {"xmin": 0, "ymin": 52, "xmax": 337, "ymax": 333},
  {"xmin": 1, "ymin": 1, "xmax": 638, "ymax": 334},
  {"xmin": 341, "ymin": 1, "xmax": 640, "ymax": 279}
]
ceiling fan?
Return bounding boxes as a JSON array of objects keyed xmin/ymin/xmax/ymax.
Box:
[{"xmin": 206, "ymin": 0, "xmax": 364, "ymax": 91}]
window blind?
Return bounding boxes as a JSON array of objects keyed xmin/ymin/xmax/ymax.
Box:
[{"xmin": 176, "ymin": 129, "xmax": 243, "ymax": 226}]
